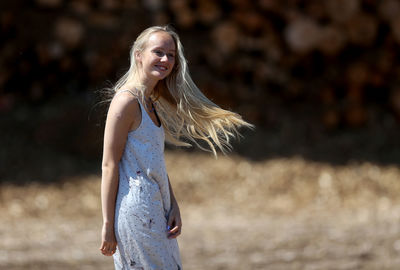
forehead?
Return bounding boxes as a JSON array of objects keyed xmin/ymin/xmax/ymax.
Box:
[{"xmin": 146, "ymin": 31, "xmax": 176, "ymax": 51}]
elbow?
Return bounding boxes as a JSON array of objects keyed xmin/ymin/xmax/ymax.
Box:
[{"xmin": 102, "ymin": 161, "xmax": 119, "ymax": 174}]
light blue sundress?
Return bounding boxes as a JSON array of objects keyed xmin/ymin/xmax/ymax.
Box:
[{"xmin": 113, "ymin": 89, "xmax": 182, "ymax": 270}]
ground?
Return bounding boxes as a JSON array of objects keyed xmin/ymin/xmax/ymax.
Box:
[{"xmin": 1, "ymin": 150, "xmax": 400, "ymax": 269}]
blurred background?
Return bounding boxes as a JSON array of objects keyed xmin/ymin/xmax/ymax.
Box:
[{"xmin": 1, "ymin": 0, "xmax": 400, "ymax": 269}]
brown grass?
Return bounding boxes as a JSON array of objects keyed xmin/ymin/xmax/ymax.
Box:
[{"xmin": 1, "ymin": 150, "xmax": 400, "ymax": 269}]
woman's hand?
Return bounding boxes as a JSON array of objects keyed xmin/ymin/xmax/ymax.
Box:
[
  {"xmin": 99, "ymin": 223, "xmax": 117, "ymax": 256},
  {"xmin": 167, "ymin": 201, "xmax": 182, "ymax": 239}
]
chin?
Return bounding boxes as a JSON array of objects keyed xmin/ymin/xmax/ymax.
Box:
[{"xmin": 151, "ymin": 71, "xmax": 170, "ymax": 80}]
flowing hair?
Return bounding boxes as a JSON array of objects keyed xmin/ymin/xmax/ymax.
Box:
[{"xmin": 109, "ymin": 25, "xmax": 254, "ymax": 156}]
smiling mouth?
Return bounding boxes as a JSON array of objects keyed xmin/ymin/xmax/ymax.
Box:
[{"xmin": 155, "ymin": 65, "xmax": 168, "ymax": 71}]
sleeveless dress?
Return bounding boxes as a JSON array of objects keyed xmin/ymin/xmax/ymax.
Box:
[{"xmin": 113, "ymin": 90, "xmax": 182, "ymax": 270}]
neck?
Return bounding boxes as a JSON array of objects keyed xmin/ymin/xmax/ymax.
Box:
[{"xmin": 138, "ymin": 73, "xmax": 158, "ymax": 99}]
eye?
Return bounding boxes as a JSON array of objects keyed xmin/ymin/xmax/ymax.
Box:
[
  {"xmin": 153, "ymin": 50, "xmax": 164, "ymax": 57},
  {"xmin": 167, "ymin": 53, "xmax": 175, "ymax": 58}
]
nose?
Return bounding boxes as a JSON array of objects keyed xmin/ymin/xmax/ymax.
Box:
[{"xmin": 160, "ymin": 54, "xmax": 168, "ymax": 62}]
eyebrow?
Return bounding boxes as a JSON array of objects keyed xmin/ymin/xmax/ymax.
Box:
[{"xmin": 152, "ymin": 46, "xmax": 176, "ymax": 52}]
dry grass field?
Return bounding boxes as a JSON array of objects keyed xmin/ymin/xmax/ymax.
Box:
[{"xmin": 1, "ymin": 150, "xmax": 400, "ymax": 269}]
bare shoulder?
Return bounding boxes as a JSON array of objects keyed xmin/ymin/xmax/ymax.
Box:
[{"xmin": 109, "ymin": 91, "xmax": 140, "ymax": 118}]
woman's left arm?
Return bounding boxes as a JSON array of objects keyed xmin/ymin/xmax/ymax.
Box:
[{"xmin": 167, "ymin": 175, "xmax": 182, "ymax": 239}]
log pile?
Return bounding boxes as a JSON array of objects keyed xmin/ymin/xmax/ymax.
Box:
[{"xmin": 1, "ymin": 0, "xmax": 400, "ymax": 130}]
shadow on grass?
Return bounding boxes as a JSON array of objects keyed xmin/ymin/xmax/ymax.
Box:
[{"xmin": 1, "ymin": 94, "xmax": 399, "ymax": 185}]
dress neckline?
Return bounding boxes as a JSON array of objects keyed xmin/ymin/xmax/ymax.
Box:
[{"xmin": 138, "ymin": 100, "xmax": 162, "ymax": 129}]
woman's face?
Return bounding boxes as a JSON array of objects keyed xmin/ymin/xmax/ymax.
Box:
[{"xmin": 137, "ymin": 31, "xmax": 176, "ymax": 82}]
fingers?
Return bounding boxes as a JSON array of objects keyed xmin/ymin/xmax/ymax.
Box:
[
  {"xmin": 169, "ymin": 225, "xmax": 179, "ymax": 233},
  {"xmin": 99, "ymin": 241, "xmax": 117, "ymax": 256},
  {"xmin": 101, "ymin": 247, "xmax": 116, "ymax": 256},
  {"xmin": 100, "ymin": 224, "xmax": 118, "ymax": 256},
  {"xmin": 167, "ymin": 210, "xmax": 182, "ymax": 239},
  {"xmin": 168, "ymin": 213, "xmax": 181, "ymax": 227},
  {"xmin": 168, "ymin": 224, "xmax": 182, "ymax": 239}
]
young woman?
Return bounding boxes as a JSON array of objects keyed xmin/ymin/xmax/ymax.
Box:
[{"xmin": 100, "ymin": 25, "xmax": 253, "ymax": 269}]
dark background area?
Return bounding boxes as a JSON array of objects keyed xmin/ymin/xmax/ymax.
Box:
[{"xmin": 1, "ymin": 0, "xmax": 400, "ymax": 183}]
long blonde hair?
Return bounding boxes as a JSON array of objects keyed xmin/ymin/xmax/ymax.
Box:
[{"xmin": 112, "ymin": 25, "xmax": 254, "ymax": 156}]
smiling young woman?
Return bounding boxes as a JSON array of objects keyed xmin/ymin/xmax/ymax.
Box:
[{"xmin": 99, "ymin": 25, "xmax": 253, "ymax": 269}]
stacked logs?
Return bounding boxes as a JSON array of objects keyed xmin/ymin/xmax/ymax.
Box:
[{"xmin": 1, "ymin": 0, "xmax": 400, "ymax": 130}]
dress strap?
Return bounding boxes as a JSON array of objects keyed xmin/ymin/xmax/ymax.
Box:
[
  {"xmin": 115, "ymin": 89, "xmax": 138, "ymax": 98},
  {"xmin": 115, "ymin": 89, "xmax": 161, "ymax": 127}
]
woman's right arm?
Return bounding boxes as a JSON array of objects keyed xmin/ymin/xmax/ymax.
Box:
[{"xmin": 99, "ymin": 92, "xmax": 139, "ymax": 256}]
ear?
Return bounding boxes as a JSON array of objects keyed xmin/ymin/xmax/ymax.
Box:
[{"xmin": 135, "ymin": 51, "xmax": 141, "ymax": 62}]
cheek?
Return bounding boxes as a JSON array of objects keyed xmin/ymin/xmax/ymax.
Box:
[{"xmin": 168, "ymin": 62, "xmax": 175, "ymax": 73}]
